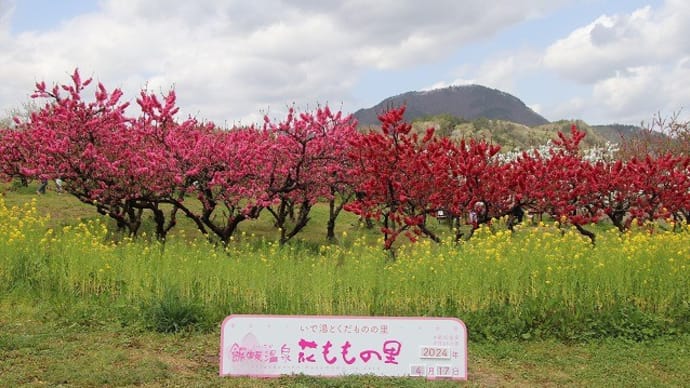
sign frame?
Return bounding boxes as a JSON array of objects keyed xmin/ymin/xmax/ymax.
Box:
[{"xmin": 219, "ymin": 314, "xmax": 468, "ymax": 380}]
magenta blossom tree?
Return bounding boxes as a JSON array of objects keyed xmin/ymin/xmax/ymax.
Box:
[{"xmin": 262, "ymin": 106, "xmax": 357, "ymax": 244}]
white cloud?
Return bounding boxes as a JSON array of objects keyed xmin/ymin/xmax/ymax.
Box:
[
  {"xmin": 592, "ymin": 66, "xmax": 659, "ymax": 113},
  {"xmin": 474, "ymin": 51, "xmax": 542, "ymax": 94},
  {"xmin": 543, "ymin": 59, "xmax": 690, "ymax": 125},
  {"xmin": 0, "ymin": 0, "xmax": 13, "ymax": 39},
  {"xmin": 425, "ymin": 49, "xmax": 543, "ymax": 108},
  {"xmin": 346, "ymin": 0, "xmax": 563, "ymax": 69},
  {"xmin": 423, "ymin": 78, "xmax": 476, "ymax": 91},
  {"xmin": 540, "ymin": 0, "xmax": 690, "ymax": 123},
  {"xmin": 549, "ymin": 96, "xmax": 587, "ymax": 121},
  {"xmin": 591, "ymin": 63, "xmax": 690, "ymax": 123},
  {"xmin": 528, "ymin": 103, "xmax": 542, "ymax": 115},
  {"xmin": 544, "ymin": 1, "xmax": 690, "ymax": 83},
  {"xmin": 0, "ymin": 0, "xmax": 564, "ymax": 124}
]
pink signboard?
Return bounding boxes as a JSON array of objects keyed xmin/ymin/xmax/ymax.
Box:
[{"xmin": 219, "ymin": 315, "xmax": 467, "ymax": 380}]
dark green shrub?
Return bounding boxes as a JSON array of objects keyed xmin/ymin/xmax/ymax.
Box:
[{"xmin": 142, "ymin": 288, "xmax": 203, "ymax": 333}]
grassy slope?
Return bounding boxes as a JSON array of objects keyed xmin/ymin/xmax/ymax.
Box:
[
  {"xmin": 2, "ymin": 301, "xmax": 688, "ymax": 387},
  {"xmin": 1, "ymin": 184, "xmax": 689, "ymax": 387},
  {"xmin": 1, "ymin": 181, "xmax": 365, "ymax": 245}
]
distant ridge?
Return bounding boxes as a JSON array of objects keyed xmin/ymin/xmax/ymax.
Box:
[
  {"xmin": 591, "ymin": 124, "xmax": 642, "ymax": 144},
  {"xmin": 354, "ymin": 85, "xmax": 549, "ymax": 127}
]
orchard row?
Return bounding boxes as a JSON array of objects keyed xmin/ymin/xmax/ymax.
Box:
[{"xmin": 1, "ymin": 70, "xmax": 689, "ymax": 248}]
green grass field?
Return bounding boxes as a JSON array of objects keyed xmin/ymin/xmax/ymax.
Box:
[
  {"xmin": 2, "ymin": 305, "xmax": 688, "ymax": 387},
  {"xmin": 1, "ymin": 182, "xmax": 689, "ymax": 386}
]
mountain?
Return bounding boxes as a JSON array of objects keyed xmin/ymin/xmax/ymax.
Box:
[{"xmin": 353, "ymin": 85, "xmax": 549, "ymax": 127}]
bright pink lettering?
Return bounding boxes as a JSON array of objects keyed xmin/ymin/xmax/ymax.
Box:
[
  {"xmin": 340, "ymin": 341, "xmax": 356, "ymax": 364},
  {"xmin": 383, "ymin": 340, "xmax": 402, "ymax": 364},
  {"xmin": 298, "ymin": 338, "xmax": 317, "ymax": 363},
  {"xmin": 359, "ymin": 349, "xmax": 382, "ymax": 363},
  {"xmin": 321, "ymin": 341, "xmax": 337, "ymax": 364}
]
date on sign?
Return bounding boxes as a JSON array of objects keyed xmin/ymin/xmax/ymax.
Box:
[{"xmin": 419, "ymin": 346, "xmax": 450, "ymax": 359}]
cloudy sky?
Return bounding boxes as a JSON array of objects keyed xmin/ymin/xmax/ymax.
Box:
[{"xmin": 0, "ymin": 0, "xmax": 687, "ymax": 126}]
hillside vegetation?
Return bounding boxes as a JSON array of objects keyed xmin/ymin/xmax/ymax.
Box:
[{"xmin": 409, "ymin": 114, "xmax": 619, "ymax": 151}]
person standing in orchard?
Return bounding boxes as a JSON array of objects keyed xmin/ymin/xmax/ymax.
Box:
[{"xmin": 36, "ymin": 178, "xmax": 48, "ymax": 194}]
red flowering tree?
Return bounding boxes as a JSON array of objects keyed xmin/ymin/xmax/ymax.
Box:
[
  {"xmin": 586, "ymin": 153, "xmax": 690, "ymax": 232},
  {"xmin": 532, "ymin": 125, "xmax": 605, "ymax": 242},
  {"xmin": 583, "ymin": 159, "xmax": 634, "ymax": 232},
  {"xmin": 346, "ymin": 106, "xmax": 455, "ymax": 250},
  {"xmin": 435, "ymin": 138, "xmax": 512, "ymax": 240},
  {"xmin": 628, "ymin": 154, "xmax": 690, "ymax": 225},
  {"xmin": 658, "ymin": 157, "xmax": 690, "ymax": 225}
]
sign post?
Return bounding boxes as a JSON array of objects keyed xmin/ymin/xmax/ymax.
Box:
[{"xmin": 220, "ymin": 315, "xmax": 467, "ymax": 380}]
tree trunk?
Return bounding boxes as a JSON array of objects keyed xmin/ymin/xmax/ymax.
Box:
[
  {"xmin": 327, "ymin": 197, "xmax": 337, "ymax": 242},
  {"xmin": 607, "ymin": 210, "xmax": 627, "ymax": 233},
  {"xmin": 574, "ymin": 223, "xmax": 596, "ymax": 245},
  {"xmin": 280, "ymin": 200, "xmax": 312, "ymax": 245}
]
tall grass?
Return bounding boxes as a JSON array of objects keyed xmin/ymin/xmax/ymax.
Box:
[{"xmin": 1, "ymin": 197, "xmax": 688, "ymax": 341}]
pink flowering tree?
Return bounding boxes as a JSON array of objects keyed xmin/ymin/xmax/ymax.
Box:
[
  {"xmin": 262, "ymin": 106, "xmax": 357, "ymax": 244},
  {"xmin": 319, "ymin": 109, "xmax": 360, "ymax": 241},
  {"xmin": 17, "ymin": 69, "xmax": 204, "ymax": 240},
  {"xmin": 18, "ymin": 69, "xmax": 151, "ymax": 235},
  {"xmin": 167, "ymin": 125, "xmax": 276, "ymax": 244},
  {"xmin": 123, "ymin": 89, "xmax": 207, "ymax": 240},
  {"xmin": 0, "ymin": 128, "xmax": 32, "ymax": 185}
]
